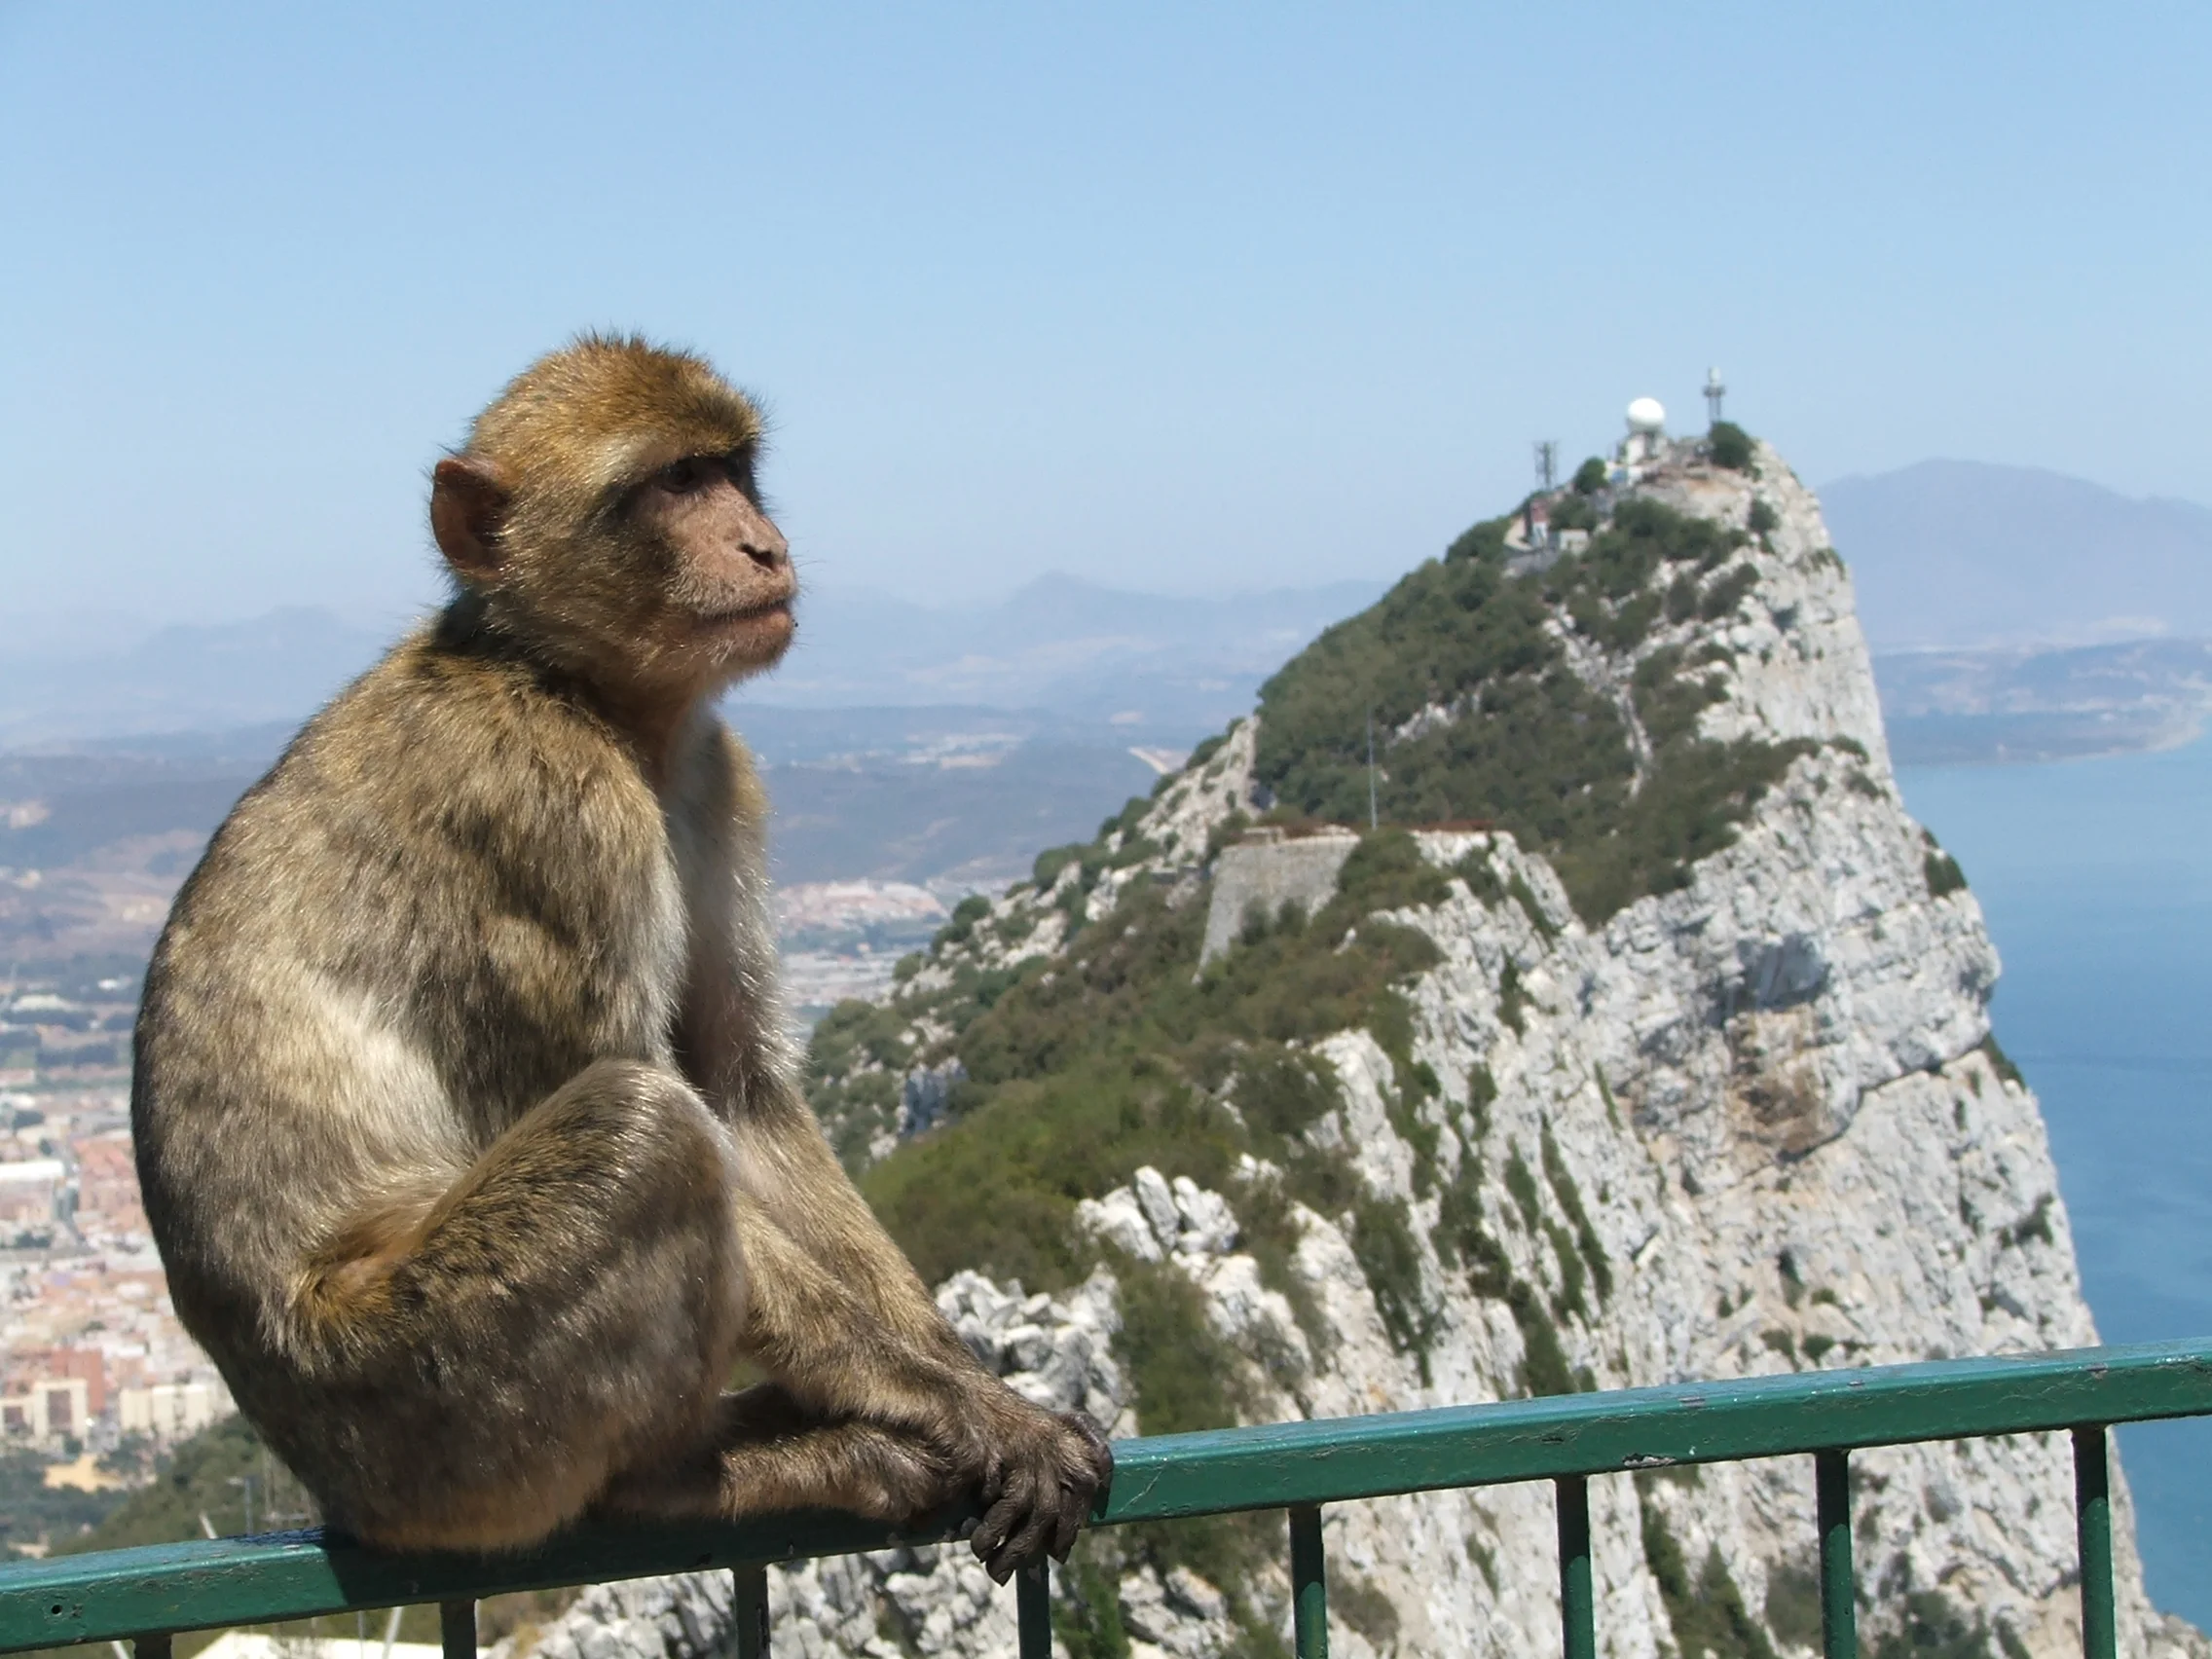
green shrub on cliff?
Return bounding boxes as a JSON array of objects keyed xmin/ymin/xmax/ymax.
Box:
[
  {"xmin": 1253, "ymin": 498, "xmax": 1802, "ymax": 922},
  {"xmin": 1708, "ymin": 421, "xmax": 1756, "ymax": 471},
  {"xmin": 1923, "ymin": 829, "xmax": 1969, "ymax": 899},
  {"xmin": 860, "ymin": 832, "xmax": 1454, "ymax": 1293}
]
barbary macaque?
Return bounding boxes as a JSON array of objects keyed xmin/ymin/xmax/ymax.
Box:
[{"xmin": 131, "ymin": 337, "xmax": 1111, "ymax": 1576}]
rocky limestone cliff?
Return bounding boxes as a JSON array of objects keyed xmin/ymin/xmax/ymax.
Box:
[{"xmin": 510, "ymin": 438, "xmax": 2205, "ymax": 1659}]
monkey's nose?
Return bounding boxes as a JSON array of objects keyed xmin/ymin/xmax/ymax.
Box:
[{"xmin": 743, "ymin": 539, "xmax": 788, "ymax": 572}]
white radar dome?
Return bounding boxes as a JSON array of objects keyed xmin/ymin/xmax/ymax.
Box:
[{"xmin": 1626, "ymin": 397, "xmax": 1667, "ymax": 434}]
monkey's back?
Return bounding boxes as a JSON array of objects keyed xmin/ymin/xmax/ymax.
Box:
[{"xmin": 132, "ymin": 616, "xmax": 687, "ymax": 1377}]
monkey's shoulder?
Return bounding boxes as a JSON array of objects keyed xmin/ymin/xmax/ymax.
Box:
[
  {"xmin": 336, "ymin": 631, "xmax": 656, "ymax": 813},
  {"xmin": 187, "ymin": 632, "xmax": 670, "ymax": 923}
]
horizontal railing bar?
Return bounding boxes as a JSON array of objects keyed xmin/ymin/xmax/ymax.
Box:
[
  {"xmin": 1101, "ymin": 1335, "xmax": 2212, "ymax": 1522},
  {"xmin": 1, "ymin": 1337, "xmax": 2206, "ymax": 1654},
  {"xmin": 0, "ymin": 1512, "xmax": 921, "ymax": 1656}
]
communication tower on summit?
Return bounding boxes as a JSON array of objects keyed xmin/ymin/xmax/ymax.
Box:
[
  {"xmin": 1704, "ymin": 367, "xmax": 1726, "ymax": 427},
  {"xmin": 1533, "ymin": 440, "xmax": 1559, "ymax": 493}
]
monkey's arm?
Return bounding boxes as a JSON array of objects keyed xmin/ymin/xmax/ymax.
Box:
[
  {"xmin": 691, "ymin": 959, "xmax": 1114, "ymax": 1577},
  {"xmin": 727, "ymin": 1086, "xmax": 987, "ymax": 1379},
  {"xmin": 723, "ymin": 1090, "xmax": 1112, "ymax": 1576},
  {"xmin": 675, "ymin": 726, "xmax": 1109, "ymax": 1573},
  {"xmin": 676, "ymin": 728, "xmax": 989, "ymax": 1373}
]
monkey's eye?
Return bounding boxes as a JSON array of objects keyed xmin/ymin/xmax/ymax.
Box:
[{"xmin": 657, "ymin": 457, "xmax": 709, "ymax": 494}]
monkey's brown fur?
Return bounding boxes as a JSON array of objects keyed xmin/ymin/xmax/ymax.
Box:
[{"xmin": 132, "ymin": 337, "xmax": 1110, "ymax": 1575}]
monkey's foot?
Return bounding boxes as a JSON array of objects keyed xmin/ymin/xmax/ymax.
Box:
[
  {"xmin": 599, "ymin": 1392, "xmax": 958, "ymax": 1530},
  {"xmin": 821, "ymin": 1419, "xmax": 963, "ymax": 1526}
]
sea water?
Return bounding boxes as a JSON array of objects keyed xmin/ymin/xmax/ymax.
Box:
[{"xmin": 1899, "ymin": 737, "xmax": 2212, "ymax": 1624}]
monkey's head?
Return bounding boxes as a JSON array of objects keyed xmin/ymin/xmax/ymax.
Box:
[{"xmin": 430, "ymin": 336, "xmax": 796, "ymax": 706}]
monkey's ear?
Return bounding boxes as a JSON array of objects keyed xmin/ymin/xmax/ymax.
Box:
[{"xmin": 430, "ymin": 457, "xmax": 514, "ymax": 577}]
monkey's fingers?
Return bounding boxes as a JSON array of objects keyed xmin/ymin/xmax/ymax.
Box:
[
  {"xmin": 1047, "ymin": 1422, "xmax": 1111, "ymax": 1564},
  {"xmin": 970, "ymin": 1464, "xmax": 1039, "ymax": 1575},
  {"xmin": 987, "ymin": 1495, "xmax": 1059, "ymax": 1583},
  {"xmin": 1048, "ymin": 1484, "xmax": 1088, "ymax": 1562},
  {"xmin": 1063, "ymin": 1411, "xmax": 1115, "ymax": 1495}
]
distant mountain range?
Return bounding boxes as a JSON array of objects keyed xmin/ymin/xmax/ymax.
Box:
[
  {"xmin": 0, "ymin": 731, "xmax": 1159, "ymax": 969},
  {"xmin": 0, "ymin": 608, "xmax": 393, "ymax": 750},
  {"xmin": 1821, "ymin": 459, "xmax": 2212, "ymax": 650},
  {"xmin": 11, "ymin": 456, "xmax": 2212, "ymax": 970},
  {"xmin": 0, "ymin": 577, "xmax": 1348, "ymax": 958},
  {"xmin": 0, "ymin": 576, "xmax": 1385, "ymax": 752},
  {"xmin": 7, "ymin": 459, "xmax": 2212, "ymax": 769},
  {"xmin": 762, "ymin": 573, "xmax": 1384, "ymax": 734},
  {"xmin": 1815, "ymin": 459, "xmax": 2212, "ymax": 761}
]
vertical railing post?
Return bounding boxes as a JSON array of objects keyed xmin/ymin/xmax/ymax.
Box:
[
  {"xmin": 2074, "ymin": 1426, "xmax": 2117, "ymax": 1659},
  {"xmin": 1556, "ymin": 1475, "xmax": 1595, "ymax": 1659},
  {"xmin": 733, "ymin": 1563, "xmax": 770, "ymax": 1659},
  {"xmin": 1815, "ymin": 1449, "xmax": 1856, "ymax": 1659},
  {"xmin": 1290, "ymin": 1503, "xmax": 1328, "ymax": 1659},
  {"xmin": 132, "ymin": 1637, "xmax": 172, "ymax": 1659},
  {"xmin": 1015, "ymin": 1562, "xmax": 1051, "ymax": 1659},
  {"xmin": 439, "ymin": 1601, "xmax": 475, "ymax": 1659}
]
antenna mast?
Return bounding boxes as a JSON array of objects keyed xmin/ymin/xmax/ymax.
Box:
[
  {"xmin": 1704, "ymin": 367, "xmax": 1726, "ymax": 428},
  {"xmin": 1366, "ymin": 711, "xmax": 1379, "ymax": 830},
  {"xmin": 1533, "ymin": 440, "xmax": 1559, "ymax": 493}
]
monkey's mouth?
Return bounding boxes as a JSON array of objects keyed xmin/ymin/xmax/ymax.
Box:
[{"xmin": 697, "ymin": 597, "xmax": 794, "ymax": 630}]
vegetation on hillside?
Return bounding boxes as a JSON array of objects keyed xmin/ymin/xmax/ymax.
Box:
[
  {"xmin": 1922, "ymin": 828, "xmax": 1969, "ymax": 899},
  {"xmin": 1708, "ymin": 421, "xmax": 1756, "ymax": 471},
  {"xmin": 840, "ymin": 819, "xmax": 1605, "ymax": 1416},
  {"xmin": 1639, "ymin": 1493, "xmax": 1777, "ymax": 1659},
  {"xmin": 48, "ymin": 1416, "xmax": 282, "ymax": 1552},
  {"xmin": 861, "ymin": 831, "xmax": 1451, "ymax": 1298},
  {"xmin": 1254, "ymin": 496, "xmax": 1811, "ymax": 921},
  {"xmin": 822, "ymin": 487, "xmax": 1815, "ymax": 1396},
  {"xmin": 0, "ymin": 1449, "xmax": 134, "ymax": 1555}
]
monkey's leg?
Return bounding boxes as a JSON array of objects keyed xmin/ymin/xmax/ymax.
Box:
[
  {"xmin": 281, "ymin": 1059, "xmax": 747, "ymax": 1553},
  {"xmin": 596, "ymin": 1382, "xmax": 956, "ymax": 1527}
]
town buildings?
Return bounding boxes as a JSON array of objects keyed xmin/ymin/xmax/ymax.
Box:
[{"xmin": 0, "ymin": 1071, "xmax": 232, "ymax": 1461}]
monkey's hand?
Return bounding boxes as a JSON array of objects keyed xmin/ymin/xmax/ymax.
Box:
[{"xmin": 957, "ymin": 1393, "xmax": 1115, "ymax": 1583}]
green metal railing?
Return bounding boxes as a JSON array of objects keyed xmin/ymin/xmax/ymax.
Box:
[{"xmin": 4, "ymin": 1337, "xmax": 2208, "ymax": 1659}]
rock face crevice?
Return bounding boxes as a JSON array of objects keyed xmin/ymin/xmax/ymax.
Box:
[{"xmin": 511, "ymin": 441, "xmax": 2205, "ymax": 1659}]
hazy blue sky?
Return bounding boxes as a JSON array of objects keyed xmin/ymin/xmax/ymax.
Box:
[{"xmin": 4, "ymin": 2, "xmax": 2208, "ymax": 629}]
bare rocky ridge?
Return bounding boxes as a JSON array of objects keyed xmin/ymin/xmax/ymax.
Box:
[{"xmin": 510, "ymin": 441, "xmax": 2207, "ymax": 1659}]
